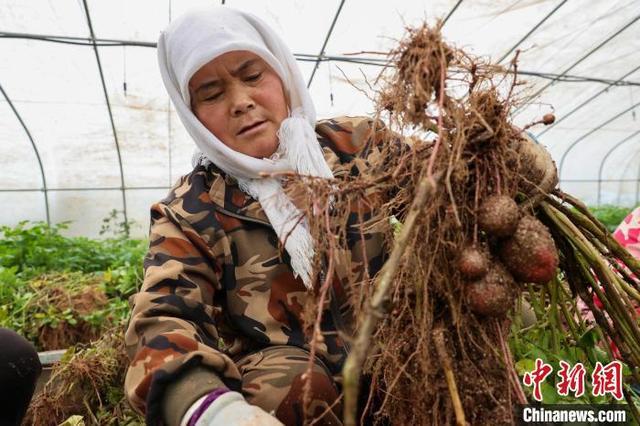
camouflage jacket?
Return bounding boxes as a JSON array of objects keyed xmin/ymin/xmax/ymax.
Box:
[{"xmin": 124, "ymin": 116, "xmax": 391, "ymax": 425}]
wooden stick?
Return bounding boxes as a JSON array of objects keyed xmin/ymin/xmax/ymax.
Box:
[
  {"xmin": 342, "ymin": 173, "xmax": 438, "ymax": 426},
  {"xmin": 433, "ymin": 328, "xmax": 466, "ymax": 426}
]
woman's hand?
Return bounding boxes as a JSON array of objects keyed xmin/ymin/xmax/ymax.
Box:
[{"xmin": 511, "ymin": 133, "xmax": 558, "ymax": 208}]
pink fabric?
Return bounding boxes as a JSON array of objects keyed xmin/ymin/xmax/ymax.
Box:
[
  {"xmin": 612, "ymin": 207, "xmax": 640, "ymax": 259},
  {"xmin": 576, "ymin": 207, "xmax": 640, "ymax": 360}
]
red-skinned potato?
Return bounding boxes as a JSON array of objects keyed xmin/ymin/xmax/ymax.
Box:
[
  {"xmin": 457, "ymin": 245, "xmax": 489, "ymax": 280},
  {"xmin": 466, "ymin": 262, "xmax": 515, "ymax": 317},
  {"xmin": 499, "ymin": 215, "xmax": 559, "ymax": 284}
]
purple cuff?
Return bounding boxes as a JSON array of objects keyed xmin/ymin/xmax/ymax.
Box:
[{"xmin": 187, "ymin": 388, "xmax": 230, "ymax": 426}]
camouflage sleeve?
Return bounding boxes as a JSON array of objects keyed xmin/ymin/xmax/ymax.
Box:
[
  {"xmin": 124, "ymin": 201, "xmax": 242, "ymax": 426},
  {"xmin": 317, "ymin": 115, "xmax": 414, "ymax": 219}
]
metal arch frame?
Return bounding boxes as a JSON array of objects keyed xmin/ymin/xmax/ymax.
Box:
[
  {"xmin": 2, "ymin": 8, "xmax": 640, "ymax": 218},
  {"xmin": 558, "ymin": 99, "xmax": 640, "ymax": 181},
  {"xmin": 442, "ymin": 0, "xmax": 464, "ymax": 26},
  {"xmin": 512, "ymin": 13, "xmax": 640, "ymax": 117},
  {"xmin": 537, "ymin": 63, "xmax": 640, "ymax": 138},
  {"xmin": 0, "ymin": 82, "xmax": 50, "ymax": 224},
  {"xmin": 0, "ymin": 186, "xmax": 170, "ymax": 192},
  {"xmin": 616, "ymin": 147, "xmax": 640, "ymax": 205},
  {"xmin": 0, "ymin": 31, "xmax": 157, "ymax": 48},
  {"xmin": 610, "ymin": 148, "xmax": 640, "ymax": 205},
  {"xmin": 3, "ymin": 32, "xmax": 640, "ymax": 86},
  {"xmin": 81, "ymin": 0, "xmax": 129, "ymax": 233},
  {"xmin": 497, "ymin": 0, "xmax": 568, "ymax": 64},
  {"xmin": 306, "ymin": 0, "xmax": 346, "ymax": 89},
  {"xmin": 294, "ymin": 54, "xmax": 640, "ymax": 86},
  {"xmin": 596, "ymin": 129, "xmax": 640, "ymax": 205}
]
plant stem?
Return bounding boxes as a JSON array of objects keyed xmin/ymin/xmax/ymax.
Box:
[
  {"xmin": 623, "ymin": 389, "xmax": 640, "ymax": 424},
  {"xmin": 550, "ymin": 192, "xmax": 640, "ymax": 279},
  {"xmin": 541, "ymin": 202, "xmax": 640, "ymax": 355},
  {"xmin": 540, "ymin": 202, "xmax": 640, "ymax": 377},
  {"xmin": 548, "ymin": 278, "xmax": 560, "ymax": 355}
]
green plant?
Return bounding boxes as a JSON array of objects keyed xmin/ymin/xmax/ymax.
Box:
[
  {"xmin": 0, "ymin": 220, "xmax": 146, "ymax": 349},
  {"xmin": 0, "ymin": 221, "xmax": 146, "ymax": 277},
  {"xmin": 100, "ymin": 209, "xmax": 136, "ymax": 239},
  {"xmin": 587, "ymin": 205, "xmax": 634, "ymax": 232},
  {"xmin": 510, "ymin": 279, "xmax": 637, "ymax": 406}
]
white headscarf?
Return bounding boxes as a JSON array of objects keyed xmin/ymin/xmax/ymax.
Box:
[{"xmin": 158, "ymin": 6, "xmax": 332, "ymax": 289}]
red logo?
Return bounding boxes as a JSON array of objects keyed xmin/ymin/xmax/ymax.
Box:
[
  {"xmin": 522, "ymin": 358, "xmax": 553, "ymax": 401},
  {"xmin": 591, "ymin": 361, "xmax": 623, "ymax": 400},
  {"xmin": 522, "ymin": 359, "xmax": 623, "ymax": 401},
  {"xmin": 556, "ymin": 361, "xmax": 586, "ymax": 397}
]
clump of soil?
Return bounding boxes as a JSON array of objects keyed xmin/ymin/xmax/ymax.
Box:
[
  {"xmin": 512, "ymin": 134, "xmax": 558, "ymax": 198},
  {"xmin": 25, "ymin": 328, "xmax": 142, "ymax": 426},
  {"xmin": 378, "ymin": 22, "xmax": 454, "ymax": 128},
  {"xmin": 26, "ymin": 272, "xmax": 111, "ymax": 350}
]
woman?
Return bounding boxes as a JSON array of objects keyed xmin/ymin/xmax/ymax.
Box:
[{"xmin": 124, "ymin": 6, "xmax": 388, "ymax": 426}]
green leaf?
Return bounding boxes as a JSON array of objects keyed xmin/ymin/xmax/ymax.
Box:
[
  {"xmin": 577, "ymin": 327, "xmax": 598, "ymax": 349},
  {"xmin": 540, "ymin": 382, "xmax": 559, "ymax": 404},
  {"xmin": 58, "ymin": 415, "xmax": 85, "ymax": 426},
  {"xmin": 515, "ymin": 358, "xmax": 536, "ymax": 376}
]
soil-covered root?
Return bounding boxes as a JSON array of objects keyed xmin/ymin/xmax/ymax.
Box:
[
  {"xmin": 378, "ymin": 22, "xmax": 456, "ymax": 128},
  {"xmin": 24, "ymin": 272, "xmax": 111, "ymax": 350},
  {"xmin": 511, "ymin": 134, "xmax": 558, "ymax": 203},
  {"xmin": 291, "ymin": 19, "xmax": 559, "ymax": 426}
]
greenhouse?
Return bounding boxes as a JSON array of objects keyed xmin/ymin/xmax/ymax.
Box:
[
  {"xmin": 2, "ymin": 0, "xmax": 639, "ymax": 237},
  {"xmin": 1, "ymin": 0, "xmax": 640, "ymax": 425}
]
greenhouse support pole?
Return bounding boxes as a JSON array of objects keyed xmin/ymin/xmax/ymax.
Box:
[
  {"xmin": 616, "ymin": 149, "xmax": 640, "ymax": 206},
  {"xmin": 442, "ymin": 0, "xmax": 464, "ymax": 26},
  {"xmin": 3, "ymin": 31, "xmax": 640, "ymax": 87},
  {"xmin": 306, "ymin": 0, "xmax": 346, "ymax": 88},
  {"xmin": 497, "ymin": 0, "xmax": 568, "ymax": 64},
  {"xmin": 81, "ymin": 0, "xmax": 129, "ymax": 235},
  {"xmin": 559, "ymin": 99, "xmax": 640, "ymax": 182},
  {"xmin": 614, "ymin": 150, "xmax": 640, "ymax": 206},
  {"xmin": 597, "ymin": 129, "xmax": 640, "ymax": 205},
  {"xmin": 0, "ymin": 82, "xmax": 50, "ymax": 224}
]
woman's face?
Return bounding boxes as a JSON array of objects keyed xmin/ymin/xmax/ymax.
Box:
[{"xmin": 189, "ymin": 50, "xmax": 289, "ymax": 159}]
